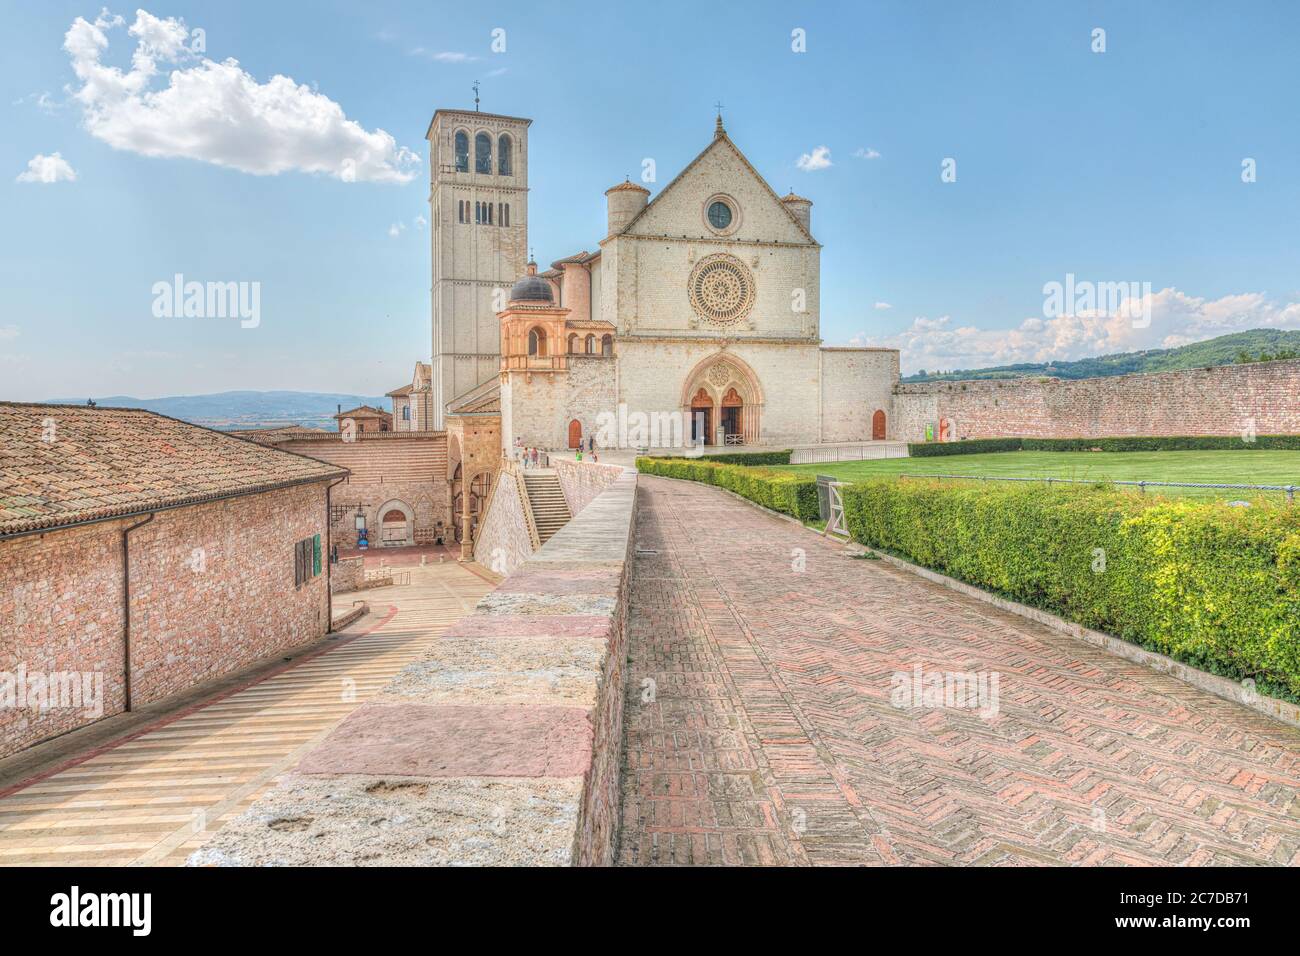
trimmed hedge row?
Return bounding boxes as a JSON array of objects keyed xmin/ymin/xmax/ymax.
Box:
[
  {"xmin": 841, "ymin": 478, "xmax": 1300, "ymax": 700},
  {"xmin": 636, "ymin": 457, "xmax": 819, "ymax": 522},
  {"xmin": 908, "ymin": 438, "xmax": 1023, "ymax": 457},
  {"xmin": 908, "ymin": 434, "xmax": 1300, "ymax": 456},
  {"xmin": 696, "ymin": 450, "xmax": 793, "ymax": 466}
]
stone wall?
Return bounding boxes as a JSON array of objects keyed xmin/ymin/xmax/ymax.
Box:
[
  {"xmin": 194, "ymin": 466, "xmax": 640, "ymax": 867},
  {"xmin": 893, "ymin": 358, "xmax": 1300, "ymax": 442},
  {"xmin": 330, "ymin": 556, "xmax": 364, "ymax": 594},
  {"xmin": 555, "ymin": 457, "xmax": 624, "ymax": 516},
  {"xmin": 472, "ymin": 464, "xmax": 533, "ymax": 577},
  {"xmin": 277, "ymin": 434, "xmax": 451, "ymax": 548},
  {"xmin": 820, "ymin": 347, "xmax": 899, "ymax": 442},
  {"xmin": 0, "ymin": 482, "xmax": 332, "ymax": 759}
]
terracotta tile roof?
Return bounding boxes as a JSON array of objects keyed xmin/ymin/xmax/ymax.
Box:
[
  {"xmin": 605, "ymin": 178, "xmax": 650, "ymax": 194},
  {"xmin": 446, "ymin": 380, "xmax": 501, "ymax": 416},
  {"xmin": 0, "ymin": 403, "xmax": 347, "ymax": 539},
  {"xmin": 335, "ymin": 405, "xmax": 390, "ymax": 419},
  {"xmin": 386, "ymin": 384, "xmax": 414, "ymax": 397},
  {"xmin": 236, "ymin": 425, "xmax": 331, "ymax": 445}
]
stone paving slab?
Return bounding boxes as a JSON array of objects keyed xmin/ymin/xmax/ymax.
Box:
[
  {"xmin": 296, "ymin": 703, "xmax": 594, "ymax": 778},
  {"xmin": 190, "ymin": 773, "xmax": 583, "ymax": 866},
  {"xmin": 617, "ymin": 475, "xmax": 1300, "ymax": 867}
]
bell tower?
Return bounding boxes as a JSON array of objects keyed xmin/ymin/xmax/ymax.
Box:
[{"xmin": 426, "ymin": 106, "xmax": 531, "ymax": 429}]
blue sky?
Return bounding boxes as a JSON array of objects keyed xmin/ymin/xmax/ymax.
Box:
[{"xmin": 4, "ymin": 0, "xmax": 1300, "ymax": 400}]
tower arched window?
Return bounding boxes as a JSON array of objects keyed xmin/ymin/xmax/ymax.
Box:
[
  {"xmin": 475, "ymin": 133, "xmax": 492, "ymax": 174},
  {"xmin": 585, "ymin": 334, "xmax": 596, "ymax": 354},
  {"xmin": 601, "ymin": 334, "xmax": 613, "ymax": 356},
  {"xmin": 528, "ymin": 327, "xmax": 547, "ymax": 357},
  {"xmin": 498, "ymin": 134, "xmax": 512, "ymax": 175},
  {"xmin": 453, "ymin": 131, "xmax": 469, "ymax": 172},
  {"xmin": 568, "ymin": 333, "xmax": 579, "ymax": 354}
]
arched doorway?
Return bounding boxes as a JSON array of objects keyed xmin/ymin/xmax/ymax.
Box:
[
  {"xmin": 377, "ymin": 499, "xmax": 414, "ymax": 547},
  {"xmin": 720, "ymin": 387, "xmax": 744, "ymax": 443},
  {"xmin": 450, "ymin": 466, "xmax": 491, "ymax": 543},
  {"xmin": 568, "ymin": 419, "xmax": 582, "ymax": 449},
  {"xmin": 872, "ymin": 409, "xmax": 887, "ymax": 441},
  {"xmin": 690, "ymin": 387, "xmax": 714, "ymax": 445},
  {"xmin": 681, "ymin": 353, "xmax": 764, "ymax": 446}
]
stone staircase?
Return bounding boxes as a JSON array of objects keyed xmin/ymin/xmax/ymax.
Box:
[{"xmin": 522, "ymin": 471, "xmax": 571, "ymax": 544}]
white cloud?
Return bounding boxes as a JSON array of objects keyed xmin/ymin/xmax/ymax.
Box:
[
  {"xmin": 796, "ymin": 145, "xmax": 832, "ymax": 172},
  {"xmin": 851, "ymin": 288, "xmax": 1300, "ymax": 374},
  {"xmin": 388, "ymin": 221, "xmax": 406, "ymax": 238},
  {"xmin": 63, "ymin": 9, "xmax": 418, "ymax": 183},
  {"xmin": 13, "ymin": 91, "xmax": 63, "ymax": 113},
  {"xmin": 873, "ymin": 301, "xmax": 892, "ymax": 311},
  {"xmin": 853, "ymin": 147, "xmax": 881, "ymax": 160},
  {"xmin": 16, "ymin": 152, "xmax": 77, "ymax": 183},
  {"xmin": 411, "ymin": 48, "xmax": 478, "ymax": 63},
  {"xmin": 414, "ymin": 214, "xmax": 427, "ymax": 228}
]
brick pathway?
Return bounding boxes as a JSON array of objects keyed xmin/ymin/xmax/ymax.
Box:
[{"xmin": 617, "ymin": 476, "xmax": 1300, "ymax": 866}]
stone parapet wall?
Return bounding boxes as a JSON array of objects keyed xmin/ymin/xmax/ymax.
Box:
[
  {"xmin": 330, "ymin": 556, "xmax": 364, "ymax": 594},
  {"xmin": 554, "ymin": 457, "xmax": 624, "ymax": 516},
  {"xmin": 472, "ymin": 464, "xmax": 534, "ymax": 577},
  {"xmin": 893, "ymin": 358, "xmax": 1300, "ymax": 442},
  {"xmin": 193, "ymin": 466, "xmax": 640, "ymax": 866}
]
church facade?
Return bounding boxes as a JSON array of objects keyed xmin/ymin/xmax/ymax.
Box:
[{"xmin": 428, "ymin": 108, "xmax": 900, "ymax": 454}]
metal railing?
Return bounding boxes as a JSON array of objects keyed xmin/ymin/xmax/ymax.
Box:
[{"xmin": 900, "ymin": 473, "xmax": 1298, "ymax": 502}]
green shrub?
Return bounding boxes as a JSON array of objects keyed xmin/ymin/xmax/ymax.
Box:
[
  {"xmin": 840, "ymin": 478, "xmax": 1300, "ymax": 700},
  {"xmin": 636, "ymin": 456, "xmax": 819, "ymax": 522},
  {"xmin": 908, "ymin": 438, "xmax": 1025, "ymax": 457},
  {"xmin": 697, "ymin": 450, "xmax": 793, "ymax": 466},
  {"xmin": 908, "ymin": 434, "xmax": 1300, "ymax": 456}
]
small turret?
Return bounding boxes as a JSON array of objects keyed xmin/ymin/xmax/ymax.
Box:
[
  {"xmin": 781, "ymin": 190, "xmax": 813, "ymax": 233},
  {"xmin": 605, "ymin": 178, "xmax": 650, "ymax": 236}
]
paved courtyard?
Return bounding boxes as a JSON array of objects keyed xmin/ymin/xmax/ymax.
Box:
[
  {"xmin": 617, "ymin": 476, "xmax": 1300, "ymax": 866},
  {"xmin": 0, "ymin": 562, "xmax": 493, "ymax": 866}
]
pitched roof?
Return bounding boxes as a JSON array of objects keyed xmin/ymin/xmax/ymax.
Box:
[
  {"xmin": 335, "ymin": 405, "xmax": 390, "ymax": 419},
  {"xmin": 0, "ymin": 403, "xmax": 347, "ymax": 539},
  {"xmin": 386, "ymin": 384, "xmax": 414, "ymax": 397},
  {"xmin": 614, "ymin": 128, "xmax": 818, "ymax": 245},
  {"xmin": 236, "ymin": 425, "xmax": 331, "ymax": 444},
  {"xmin": 446, "ymin": 379, "xmax": 501, "ymax": 416}
]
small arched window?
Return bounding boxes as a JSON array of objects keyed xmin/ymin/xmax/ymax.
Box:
[
  {"xmin": 454, "ymin": 131, "xmax": 469, "ymax": 172},
  {"xmin": 528, "ymin": 327, "xmax": 547, "ymax": 356},
  {"xmin": 585, "ymin": 334, "xmax": 596, "ymax": 354},
  {"xmin": 568, "ymin": 333, "xmax": 579, "ymax": 354},
  {"xmin": 475, "ymin": 133, "xmax": 492, "ymax": 173},
  {"xmin": 601, "ymin": 334, "xmax": 613, "ymax": 356},
  {"xmin": 498, "ymin": 134, "xmax": 512, "ymax": 175}
]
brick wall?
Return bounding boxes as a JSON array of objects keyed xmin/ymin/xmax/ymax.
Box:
[
  {"xmin": 0, "ymin": 482, "xmax": 332, "ymax": 759},
  {"xmin": 277, "ymin": 434, "xmax": 451, "ymax": 548},
  {"xmin": 893, "ymin": 359, "xmax": 1300, "ymax": 441}
]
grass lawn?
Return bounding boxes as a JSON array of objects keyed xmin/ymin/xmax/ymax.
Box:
[{"xmin": 775, "ymin": 450, "xmax": 1300, "ymax": 500}]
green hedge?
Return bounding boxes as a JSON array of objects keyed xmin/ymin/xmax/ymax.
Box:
[
  {"xmin": 908, "ymin": 435, "xmax": 1300, "ymax": 456},
  {"xmin": 841, "ymin": 478, "xmax": 1300, "ymax": 700},
  {"xmin": 637, "ymin": 457, "xmax": 819, "ymax": 522},
  {"xmin": 908, "ymin": 438, "xmax": 1023, "ymax": 457},
  {"xmin": 696, "ymin": 449, "xmax": 793, "ymax": 466}
]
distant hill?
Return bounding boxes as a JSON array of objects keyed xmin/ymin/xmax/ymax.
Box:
[
  {"xmin": 902, "ymin": 329, "xmax": 1300, "ymax": 383},
  {"xmin": 42, "ymin": 390, "xmax": 390, "ymax": 431}
]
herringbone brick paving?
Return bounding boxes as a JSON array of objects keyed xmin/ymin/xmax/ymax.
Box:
[{"xmin": 616, "ymin": 476, "xmax": 1300, "ymax": 866}]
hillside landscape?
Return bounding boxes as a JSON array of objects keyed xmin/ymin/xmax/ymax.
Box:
[
  {"xmin": 42, "ymin": 390, "xmax": 388, "ymax": 431},
  {"xmin": 902, "ymin": 329, "xmax": 1300, "ymax": 382}
]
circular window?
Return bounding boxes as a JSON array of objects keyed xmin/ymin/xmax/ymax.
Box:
[
  {"xmin": 688, "ymin": 254, "xmax": 755, "ymax": 327},
  {"xmin": 707, "ymin": 201, "xmax": 733, "ymax": 230}
]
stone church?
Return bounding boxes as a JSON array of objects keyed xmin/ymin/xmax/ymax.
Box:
[{"xmin": 426, "ymin": 107, "xmax": 900, "ymax": 453}]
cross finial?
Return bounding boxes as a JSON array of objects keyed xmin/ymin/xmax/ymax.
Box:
[
  {"xmin": 472, "ymin": 81, "xmax": 480, "ymax": 112},
  {"xmin": 713, "ymin": 101, "xmax": 725, "ymax": 136}
]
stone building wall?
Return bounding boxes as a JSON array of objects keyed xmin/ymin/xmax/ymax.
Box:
[
  {"xmin": 0, "ymin": 482, "xmax": 332, "ymax": 759},
  {"xmin": 554, "ymin": 458, "xmax": 625, "ymax": 517},
  {"xmin": 893, "ymin": 358, "xmax": 1300, "ymax": 442},
  {"xmin": 276, "ymin": 434, "xmax": 451, "ymax": 548},
  {"xmin": 820, "ymin": 348, "xmax": 899, "ymax": 442}
]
